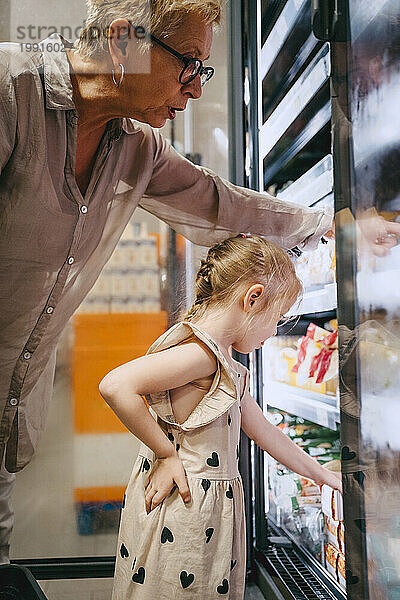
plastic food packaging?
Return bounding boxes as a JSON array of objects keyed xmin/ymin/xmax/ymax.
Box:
[
  {"xmin": 325, "ymin": 543, "xmax": 346, "ymax": 588},
  {"xmin": 321, "ymin": 485, "xmax": 344, "ymax": 521},
  {"xmin": 292, "ymin": 323, "xmax": 338, "ymax": 386},
  {"xmin": 326, "ymin": 516, "xmax": 345, "ymax": 553}
]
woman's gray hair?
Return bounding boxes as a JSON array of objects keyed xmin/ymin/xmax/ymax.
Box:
[{"xmin": 75, "ymin": 0, "xmax": 222, "ymax": 59}]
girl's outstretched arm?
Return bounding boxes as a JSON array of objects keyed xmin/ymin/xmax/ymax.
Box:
[
  {"xmin": 99, "ymin": 341, "xmax": 217, "ymax": 511},
  {"xmin": 240, "ymin": 388, "xmax": 342, "ymax": 492}
]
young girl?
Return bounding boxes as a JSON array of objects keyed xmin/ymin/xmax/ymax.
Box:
[{"xmin": 99, "ymin": 234, "xmax": 341, "ymax": 600}]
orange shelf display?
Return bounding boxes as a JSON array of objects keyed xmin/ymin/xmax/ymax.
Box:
[{"xmin": 72, "ymin": 312, "xmax": 167, "ymax": 434}]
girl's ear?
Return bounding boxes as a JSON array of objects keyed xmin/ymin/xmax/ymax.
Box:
[{"xmin": 243, "ymin": 283, "xmax": 264, "ymax": 312}]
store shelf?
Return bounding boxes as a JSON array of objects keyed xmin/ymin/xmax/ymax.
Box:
[
  {"xmin": 263, "ymin": 30, "xmax": 319, "ymax": 122},
  {"xmin": 279, "ymin": 155, "xmax": 333, "ymax": 207},
  {"xmin": 263, "ymin": 101, "xmax": 331, "ymax": 185},
  {"xmin": 260, "ymin": 0, "xmax": 309, "ymax": 80},
  {"xmin": 260, "ymin": 44, "xmax": 330, "ymax": 160},
  {"xmin": 264, "ymin": 381, "xmax": 340, "ymax": 430},
  {"xmin": 288, "ymin": 282, "xmax": 337, "ymax": 316}
]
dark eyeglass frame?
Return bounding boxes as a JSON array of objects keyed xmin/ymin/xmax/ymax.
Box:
[{"xmin": 127, "ymin": 21, "xmax": 214, "ymax": 86}]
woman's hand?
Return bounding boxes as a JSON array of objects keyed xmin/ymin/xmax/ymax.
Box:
[
  {"xmin": 314, "ymin": 468, "xmax": 343, "ymax": 494},
  {"xmin": 144, "ymin": 454, "xmax": 191, "ymax": 514}
]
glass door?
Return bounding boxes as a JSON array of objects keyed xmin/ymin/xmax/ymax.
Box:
[{"xmin": 332, "ymin": 1, "xmax": 400, "ymax": 598}]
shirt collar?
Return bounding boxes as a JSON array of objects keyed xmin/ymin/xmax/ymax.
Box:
[{"xmin": 40, "ymin": 33, "xmax": 138, "ymax": 135}]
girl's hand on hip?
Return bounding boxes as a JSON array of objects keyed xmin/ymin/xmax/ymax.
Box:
[{"xmin": 144, "ymin": 454, "xmax": 191, "ymax": 513}]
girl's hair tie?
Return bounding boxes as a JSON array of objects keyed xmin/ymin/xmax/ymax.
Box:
[{"xmin": 238, "ymin": 232, "xmax": 250, "ymax": 238}]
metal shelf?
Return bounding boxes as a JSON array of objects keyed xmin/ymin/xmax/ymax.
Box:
[
  {"xmin": 263, "ymin": 101, "xmax": 331, "ymax": 185},
  {"xmin": 260, "ymin": 44, "xmax": 330, "ymax": 160},
  {"xmin": 260, "ymin": 0, "xmax": 309, "ymax": 81},
  {"xmin": 287, "ymin": 283, "xmax": 337, "ymax": 316},
  {"xmin": 279, "ymin": 155, "xmax": 333, "ymax": 207},
  {"xmin": 263, "ymin": 381, "xmax": 339, "ymax": 430},
  {"xmin": 263, "ymin": 31, "xmax": 320, "ymax": 122}
]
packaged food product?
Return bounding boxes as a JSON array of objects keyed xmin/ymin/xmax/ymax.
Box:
[
  {"xmin": 321, "ymin": 485, "xmax": 344, "ymax": 521},
  {"xmin": 297, "ymin": 495, "xmax": 321, "ymax": 507},
  {"xmin": 292, "ymin": 323, "xmax": 338, "ymax": 386},
  {"xmin": 326, "ymin": 516, "xmax": 345, "ymax": 553},
  {"xmin": 325, "ymin": 543, "xmax": 346, "ymax": 588},
  {"xmin": 300, "ymin": 477, "xmax": 320, "ymax": 497}
]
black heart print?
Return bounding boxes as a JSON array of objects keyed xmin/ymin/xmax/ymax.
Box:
[
  {"xmin": 180, "ymin": 571, "xmax": 195, "ymax": 589},
  {"xmin": 176, "ymin": 443, "xmax": 180, "ymax": 451},
  {"xmin": 202, "ymin": 479, "xmax": 211, "ymax": 493},
  {"xmin": 217, "ymin": 579, "xmax": 229, "ymax": 594},
  {"xmin": 132, "ymin": 567, "xmax": 145, "ymax": 584},
  {"xmin": 142, "ymin": 458, "xmax": 151, "ymax": 471},
  {"xmin": 355, "ymin": 518, "xmax": 366, "ymax": 533},
  {"xmin": 168, "ymin": 432, "xmax": 174, "ymax": 442},
  {"xmin": 206, "ymin": 452, "xmax": 219, "ymax": 467},
  {"xmin": 205, "ymin": 527, "xmax": 214, "ymax": 543},
  {"xmin": 228, "ymin": 415, "xmax": 232, "ymax": 426},
  {"xmin": 341, "ymin": 446, "xmax": 356, "ymax": 461},
  {"xmin": 230, "ymin": 559, "xmax": 237, "ymax": 571},
  {"xmin": 132, "ymin": 558, "xmax": 136, "ymax": 571},
  {"xmin": 346, "ymin": 569, "xmax": 359, "ymax": 585},
  {"xmin": 353, "ymin": 471, "xmax": 365, "ymax": 488},
  {"xmin": 120, "ymin": 543, "xmax": 129, "ymax": 558},
  {"xmin": 161, "ymin": 526, "xmax": 174, "ymax": 544},
  {"xmin": 226, "ymin": 484, "xmax": 233, "ymax": 499},
  {"xmin": 122, "ymin": 493, "xmax": 126, "ymax": 509}
]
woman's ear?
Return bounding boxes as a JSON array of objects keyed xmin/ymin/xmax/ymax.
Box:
[
  {"xmin": 108, "ymin": 19, "xmax": 131, "ymax": 64},
  {"xmin": 243, "ymin": 283, "xmax": 264, "ymax": 312}
]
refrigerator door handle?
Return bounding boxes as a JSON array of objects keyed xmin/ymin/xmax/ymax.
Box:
[{"xmin": 311, "ymin": 0, "xmax": 338, "ymax": 41}]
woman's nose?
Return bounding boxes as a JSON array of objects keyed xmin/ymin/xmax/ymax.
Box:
[{"xmin": 182, "ymin": 75, "xmax": 202, "ymax": 99}]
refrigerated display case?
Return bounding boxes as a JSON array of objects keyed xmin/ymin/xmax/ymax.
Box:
[{"xmin": 238, "ymin": 1, "xmax": 400, "ymax": 599}]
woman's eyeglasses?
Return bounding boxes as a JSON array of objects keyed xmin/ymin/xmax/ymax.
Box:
[{"xmin": 127, "ymin": 22, "xmax": 214, "ymax": 86}]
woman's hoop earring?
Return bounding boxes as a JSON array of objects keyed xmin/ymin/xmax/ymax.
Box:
[{"xmin": 112, "ymin": 63, "xmax": 125, "ymax": 87}]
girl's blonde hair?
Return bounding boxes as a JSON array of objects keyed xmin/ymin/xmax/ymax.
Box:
[
  {"xmin": 75, "ymin": 0, "xmax": 222, "ymax": 59},
  {"xmin": 183, "ymin": 235, "xmax": 302, "ymax": 324}
]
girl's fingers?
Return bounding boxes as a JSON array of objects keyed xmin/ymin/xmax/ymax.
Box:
[
  {"xmin": 175, "ymin": 472, "xmax": 191, "ymax": 504},
  {"xmin": 150, "ymin": 491, "xmax": 166, "ymax": 510},
  {"xmin": 145, "ymin": 487, "xmax": 157, "ymax": 514}
]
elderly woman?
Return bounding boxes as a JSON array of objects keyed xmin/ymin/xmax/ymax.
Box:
[{"xmin": 0, "ymin": 0, "xmax": 335, "ymax": 562}]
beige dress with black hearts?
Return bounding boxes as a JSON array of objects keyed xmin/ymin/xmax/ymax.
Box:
[{"xmin": 112, "ymin": 321, "xmax": 250, "ymax": 600}]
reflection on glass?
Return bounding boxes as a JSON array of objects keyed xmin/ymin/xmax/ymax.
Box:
[{"xmin": 338, "ymin": 1, "xmax": 400, "ymax": 597}]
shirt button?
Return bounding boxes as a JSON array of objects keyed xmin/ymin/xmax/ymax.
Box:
[
  {"xmin": 68, "ymin": 256, "xmax": 75, "ymax": 265},
  {"xmin": 9, "ymin": 398, "xmax": 18, "ymax": 406},
  {"xmin": 23, "ymin": 351, "xmax": 31, "ymax": 360},
  {"xmin": 46, "ymin": 306, "xmax": 54, "ymax": 314},
  {"xmin": 80, "ymin": 205, "xmax": 88, "ymax": 214}
]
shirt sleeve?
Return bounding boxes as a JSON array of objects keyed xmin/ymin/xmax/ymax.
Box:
[
  {"xmin": 0, "ymin": 51, "xmax": 17, "ymax": 176},
  {"xmin": 139, "ymin": 129, "xmax": 333, "ymax": 251}
]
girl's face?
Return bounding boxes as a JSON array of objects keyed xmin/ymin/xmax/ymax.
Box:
[
  {"xmin": 232, "ymin": 287, "xmax": 296, "ymax": 354},
  {"xmin": 232, "ymin": 306, "xmax": 282, "ymax": 354}
]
